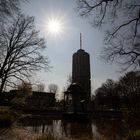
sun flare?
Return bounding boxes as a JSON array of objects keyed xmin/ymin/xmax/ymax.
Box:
[{"xmin": 46, "ymin": 18, "xmax": 63, "ymax": 35}]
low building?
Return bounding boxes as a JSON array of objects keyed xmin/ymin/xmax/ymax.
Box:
[{"xmin": 25, "ymin": 91, "xmax": 55, "ymax": 110}]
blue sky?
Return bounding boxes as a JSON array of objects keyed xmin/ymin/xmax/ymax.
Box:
[{"xmin": 21, "ymin": 0, "xmax": 121, "ymax": 97}]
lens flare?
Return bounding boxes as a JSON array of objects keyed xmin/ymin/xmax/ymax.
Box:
[{"xmin": 46, "ymin": 17, "xmax": 64, "ymax": 35}]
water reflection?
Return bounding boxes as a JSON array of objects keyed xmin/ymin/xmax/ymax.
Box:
[
  {"xmin": 18, "ymin": 115, "xmax": 126, "ymax": 139},
  {"xmin": 62, "ymin": 119, "xmax": 96, "ymax": 138}
]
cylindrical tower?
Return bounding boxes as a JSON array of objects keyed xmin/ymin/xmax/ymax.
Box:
[{"xmin": 72, "ymin": 49, "xmax": 91, "ymax": 97}]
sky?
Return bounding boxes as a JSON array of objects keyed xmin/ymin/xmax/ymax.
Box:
[{"xmin": 21, "ymin": 0, "xmax": 122, "ymax": 98}]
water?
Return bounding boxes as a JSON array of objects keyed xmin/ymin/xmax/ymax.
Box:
[{"xmin": 18, "ymin": 115, "xmax": 127, "ymax": 140}]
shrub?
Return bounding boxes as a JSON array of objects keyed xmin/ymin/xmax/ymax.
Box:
[
  {"xmin": 79, "ymin": 135, "xmax": 106, "ymax": 140},
  {"xmin": 123, "ymin": 109, "xmax": 140, "ymax": 129},
  {"xmin": 124, "ymin": 130, "xmax": 140, "ymax": 140},
  {"xmin": 79, "ymin": 137, "xmax": 100, "ymax": 140},
  {"xmin": 37, "ymin": 133, "xmax": 105, "ymax": 140},
  {"xmin": 37, "ymin": 133, "xmax": 59, "ymax": 140},
  {"xmin": 0, "ymin": 106, "xmax": 15, "ymax": 127},
  {"xmin": 0, "ymin": 112, "xmax": 14, "ymax": 127},
  {"xmin": 11, "ymin": 96, "xmax": 26, "ymax": 108}
]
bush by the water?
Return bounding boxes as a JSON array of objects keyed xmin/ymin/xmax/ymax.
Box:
[
  {"xmin": 37, "ymin": 133, "xmax": 60, "ymax": 140},
  {"xmin": 123, "ymin": 108, "xmax": 140, "ymax": 129},
  {"xmin": 0, "ymin": 113, "xmax": 13, "ymax": 127},
  {"xmin": 37, "ymin": 133, "xmax": 106, "ymax": 140},
  {"xmin": 79, "ymin": 135, "xmax": 106, "ymax": 140},
  {"xmin": 0, "ymin": 106, "xmax": 15, "ymax": 127},
  {"xmin": 124, "ymin": 130, "xmax": 140, "ymax": 140}
]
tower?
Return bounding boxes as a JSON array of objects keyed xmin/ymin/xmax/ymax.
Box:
[
  {"xmin": 63, "ymin": 34, "xmax": 91, "ymax": 112},
  {"xmin": 72, "ymin": 33, "xmax": 91, "ymax": 99}
]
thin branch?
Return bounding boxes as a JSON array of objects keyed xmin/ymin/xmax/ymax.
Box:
[
  {"xmin": 99, "ymin": 2, "xmax": 108, "ymax": 25},
  {"xmin": 108, "ymin": 17, "xmax": 140, "ymax": 41}
]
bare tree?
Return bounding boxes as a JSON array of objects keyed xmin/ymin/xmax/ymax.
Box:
[
  {"xmin": 66, "ymin": 74, "xmax": 72, "ymax": 88},
  {"xmin": 48, "ymin": 84, "xmax": 58, "ymax": 94},
  {"xmin": 95, "ymin": 71, "xmax": 140, "ymax": 109},
  {"xmin": 17, "ymin": 81, "xmax": 32, "ymax": 96},
  {"xmin": 95, "ymin": 79, "xmax": 120, "ymax": 109},
  {"xmin": 0, "ymin": 14, "xmax": 49, "ymax": 93},
  {"xmin": 76, "ymin": 0, "xmax": 140, "ymax": 70},
  {"xmin": 37, "ymin": 83, "xmax": 45, "ymax": 92},
  {"xmin": 119, "ymin": 71, "xmax": 140, "ymax": 96},
  {"xmin": 95, "ymin": 79, "xmax": 117, "ymax": 97},
  {"xmin": 0, "ymin": 0, "xmax": 26, "ymax": 22}
]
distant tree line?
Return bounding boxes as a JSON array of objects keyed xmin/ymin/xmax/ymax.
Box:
[{"xmin": 94, "ymin": 71, "xmax": 140, "ymax": 110}]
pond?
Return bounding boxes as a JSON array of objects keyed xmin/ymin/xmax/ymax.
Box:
[{"xmin": 17, "ymin": 114, "xmax": 127, "ymax": 140}]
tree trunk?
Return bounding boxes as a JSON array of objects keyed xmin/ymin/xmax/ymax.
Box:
[
  {"xmin": 0, "ymin": 75, "xmax": 7, "ymax": 93},
  {"xmin": 0, "ymin": 81, "xmax": 5, "ymax": 93}
]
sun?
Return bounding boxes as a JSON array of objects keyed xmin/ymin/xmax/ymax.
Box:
[
  {"xmin": 46, "ymin": 18, "xmax": 63, "ymax": 35},
  {"xmin": 48, "ymin": 20, "xmax": 61, "ymax": 33}
]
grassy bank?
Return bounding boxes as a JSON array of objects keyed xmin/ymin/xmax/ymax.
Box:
[
  {"xmin": 0, "ymin": 106, "xmax": 19, "ymax": 127},
  {"xmin": 124, "ymin": 130, "xmax": 140, "ymax": 140},
  {"xmin": 1, "ymin": 126, "xmax": 140, "ymax": 140},
  {"xmin": 37, "ymin": 133, "xmax": 106, "ymax": 140}
]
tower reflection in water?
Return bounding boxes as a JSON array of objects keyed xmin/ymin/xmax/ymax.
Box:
[
  {"xmin": 19, "ymin": 116, "xmax": 125, "ymax": 139},
  {"xmin": 19, "ymin": 116, "xmax": 99, "ymax": 138}
]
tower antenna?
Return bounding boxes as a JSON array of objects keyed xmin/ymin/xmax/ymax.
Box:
[{"xmin": 80, "ymin": 33, "xmax": 82, "ymax": 49}]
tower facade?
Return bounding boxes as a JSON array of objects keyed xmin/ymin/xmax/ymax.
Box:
[
  {"xmin": 72, "ymin": 34, "xmax": 91, "ymax": 100},
  {"xmin": 63, "ymin": 34, "xmax": 91, "ymax": 112}
]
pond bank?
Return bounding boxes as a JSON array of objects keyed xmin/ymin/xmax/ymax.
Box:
[
  {"xmin": 0, "ymin": 126, "xmax": 38, "ymax": 140},
  {"xmin": 0, "ymin": 126, "xmax": 83, "ymax": 140}
]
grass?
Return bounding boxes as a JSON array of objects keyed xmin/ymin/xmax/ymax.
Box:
[
  {"xmin": 124, "ymin": 130, "xmax": 140, "ymax": 140},
  {"xmin": 78, "ymin": 135, "xmax": 106, "ymax": 140},
  {"xmin": 123, "ymin": 108, "xmax": 140, "ymax": 130},
  {"xmin": 37, "ymin": 133, "xmax": 60, "ymax": 140},
  {"xmin": 37, "ymin": 133, "xmax": 106, "ymax": 140},
  {"xmin": 0, "ymin": 106, "xmax": 15, "ymax": 127},
  {"xmin": 0, "ymin": 106, "xmax": 10, "ymax": 113}
]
